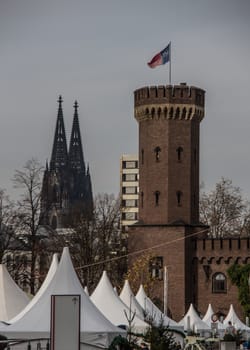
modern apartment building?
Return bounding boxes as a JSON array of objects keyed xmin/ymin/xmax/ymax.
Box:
[{"xmin": 120, "ymin": 155, "xmax": 139, "ymax": 235}]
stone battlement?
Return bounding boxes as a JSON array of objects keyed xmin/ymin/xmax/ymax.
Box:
[
  {"xmin": 134, "ymin": 83, "xmax": 205, "ymax": 107},
  {"xmin": 194, "ymin": 237, "xmax": 250, "ymax": 264},
  {"xmin": 134, "ymin": 83, "xmax": 205, "ymax": 122}
]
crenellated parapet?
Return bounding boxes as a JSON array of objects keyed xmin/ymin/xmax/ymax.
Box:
[
  {"xmin": 193, "ymin": 237, "xmax": 250, "ymax": 265},
  {"xmin": 134, "ymin": 83, "xmax": 205, "ymax": 122}
]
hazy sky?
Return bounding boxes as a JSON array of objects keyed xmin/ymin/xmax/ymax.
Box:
[{"xmin": 0, "ymin": 0, "xmax": 250, "ymax": 200}]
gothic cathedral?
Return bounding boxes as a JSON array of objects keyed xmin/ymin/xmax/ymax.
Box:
[{"xmin": 40, "ymin": 96, "xmax": 93, "ymax": 229}]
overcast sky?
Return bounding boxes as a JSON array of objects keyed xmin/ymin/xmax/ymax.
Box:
[{"xmin": 0, "ymin": 0, "xmax": 250, "ymax": 200}]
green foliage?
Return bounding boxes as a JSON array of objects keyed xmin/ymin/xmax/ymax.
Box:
[
  {"xmin": 143, "ymin": 321, "xmax": 180, "ymax": 350},
  {"xmin": 108, "ymin": 335, "xmax": 135, "ymax": 350},
  {"xmin": 227, "ymin": 264, "xmax": 250, "ymax": 317}
]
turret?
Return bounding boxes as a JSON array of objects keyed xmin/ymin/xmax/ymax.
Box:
[{"xmin": 135, "ymin": 83, "xmax": 205, "ymax": 225}]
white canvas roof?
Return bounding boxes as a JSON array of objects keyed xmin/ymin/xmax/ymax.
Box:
[
  {"xmin": 136, "ymin": 284, "xmax": 179, "ymax": 328},
  {"xmin": 178, "ymin": 304, "xmax": 210, "ymax": 333},
  {"xmin": 0, "ymin": 247, "xmax": 124, "ymax": 348},
  {"xmin": 0, "ymin": 264, "xmax": 30, "ymax": 322},
  {"xmin": 8, "ymin": 252, "xmax": 59, "ymax": 324},
  {"xmin": 224, "ymin": 304, "xmax": 250, "ymax": 331},
  {"xmin": 119, "ymin": 280, "xmax": 145, "ymax": 320},
  {"xmin": 84, "ymin": 286, "xmax": 89, "ymax": 296},
  {"xmin": 91, "ymin": 271, "xmax": 148, "ymax": 331},
  {"xmin": 202, "ymin": 304, "xmax": 225, "ymax": 330}
]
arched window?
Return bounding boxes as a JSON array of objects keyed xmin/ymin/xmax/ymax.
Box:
[
  {"xmin": 154, "ymin": 146, "xmax": 161, "ymax": 162},
  {"xmin": 176, "ymin": 147, "xmax": 183, "ymax": 162},
  {"xmin": 212, "ymin": 273, "xmax": 227, "ymax": 293},
  {"xmin": 141, "ymin": 149, "xmax": 144, "ymax": 165},
  {"xmin": 154, "ymin": 191, "xmax": 160, "ymax": 206},
  {"xmin": 141, "ymin": 191, "xmax": 144, "ymax": 208},
  {"xmin": 176, "ymin": 191, "xmax": 182, "ymax": 206}
]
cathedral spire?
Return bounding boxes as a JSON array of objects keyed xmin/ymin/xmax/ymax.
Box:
[
  {"xmin": 68, "ymin": 100, "xmax": 85, "ymax": 173},
  {"xmin": 50, "ymin": 96, "xmax": 68, "ymax": 171}
]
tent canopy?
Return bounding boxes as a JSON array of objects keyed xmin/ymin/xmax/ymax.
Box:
[
  {"xmin": 136, "ymin": 284, "xmax": 180, "ymax": 328},
  {"xmin": 178, "ymin": 304, "xmax": 210, "ymax": 332},
  {"xmin": 91, "ymin": 271, "xmax": 148, "ymax": 331},
  {"xmin": 0, "ymin": 264, "xmax": 30, "ymax": 322},
  {"xmin": 224, "ymin": 304, "xmax": 250, "ymax": 331},
  {"xmin": 0, "ymin": 248, "xmax": 124, "ymax": 349},
  {"xmin": 119, "ymin": 280, "xmax": 145, "ymax": 320}
]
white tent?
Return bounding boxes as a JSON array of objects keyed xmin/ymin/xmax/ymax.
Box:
[
  {"xmin": 202, "ymin": 304, "xmax": 225, "ymax": 331},
  {"xmin": 178, "ymin": 304, "xmax": 210, "ymax": 335},
  {"xmin": 8, "ymin": 253, "xmax": 59, "ymax": 324},
  {"xmin": 91, "ymin": 271, "xmax": 148, "ymax": 331},
  {"xmin": 0, "ymin": 247, "xmax": 125, "ymax": 349},
  {"xmin": 224, "ymin": 304, "xmax": 250, "ymax": 332},
  {"xmin": 119, "ymin": 280, "xmax": 145, "ymax": 320},
  {"xmin": 0, "ymin": 264, "xmax": 30, "ymax": 322},
  {"xmin": 136, "ymin": 284, "xmax": 179, "ymax": 328}
]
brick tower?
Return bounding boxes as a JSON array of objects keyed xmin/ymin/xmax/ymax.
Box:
[{"xmin": 128, "ymin": 83, "xmax": 207, "ymax": 321}]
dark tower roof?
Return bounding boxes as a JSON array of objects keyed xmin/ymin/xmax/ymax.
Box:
[
  {"xmin": 68, "ymin": 101, "xmax": 86, "ymax": 174},
  {"xmin": 50, "ymin": 96, "xmax": 68, "ymax": 172}
]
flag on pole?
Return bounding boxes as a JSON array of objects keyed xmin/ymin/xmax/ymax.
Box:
[{"xmin": 147, "ymin": 43, "xmax": 171, "ymax": 68}]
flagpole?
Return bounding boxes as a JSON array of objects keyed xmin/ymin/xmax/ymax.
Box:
[{"xmin": 169, "ymin": 41, "xmax": 171, "ymax": 85}]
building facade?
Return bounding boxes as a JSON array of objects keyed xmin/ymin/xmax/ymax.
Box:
[
  {"xmin": 40, "ymin": 96, "xmax": 93, "ymax": 229},
  {"xmin": 128, "ymin": 83, "xmax": 249, "ymax": 322},
  {"xmin": 120, "ymin": 154, "xmax": 139, "ymax": 235}
]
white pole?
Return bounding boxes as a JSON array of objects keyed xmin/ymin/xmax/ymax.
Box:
[{"xmin": 163, "ymin": 266, "xmax": 168, "ymax": 315}]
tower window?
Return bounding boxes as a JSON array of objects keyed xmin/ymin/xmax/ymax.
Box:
[
  {"xmin": 141, "ymin": 149, "xmax": 144, "ymax": 165},
  {"xmin": 155, "ymin": 191, "xmax": 160, "ymax": 206},
  {"xmin": 154, "ymin": 146, "xmax": 161, "ymax": 162},
  {"xmin": 123, "ymin": 187, "xmax": 137, "ymax": 194},
  {"xmin": 150, "ymin": 256, "xmax": 163, "ymax": 280},
  {"xmin": 176, "ymin": 147, "xmax": 183, "ymax": 162},
  {"xmin": 122, "ymin": 161, "xmax": 138, "ymax": 169},
  {"xmin": 122, "ymin": 173, "xmax": 137, "ymax": 182},
  {"xmin": 212, "ymin": 273, "xmax": 227, "ymax": 293},
  {"xmin": 176, "ymin": 191, "xmax": 182, "ymax": 206},
  {"xmin": 194, "ymin": 149, "xmax": 197, "ymax": 164},
  {"xmin": 141, "ymin": 191, "xmax": 144, "ymax": 208},
  {"xmin": 122, "ymin": 212, "xmax": 138, "ymax": 220}
]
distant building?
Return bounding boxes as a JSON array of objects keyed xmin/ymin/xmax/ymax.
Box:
[
  {"xmin": 40, "ymin": 96, "xmax": 93, "ymax": 229},
  {"xmin": 120, "ymin": 154, "xmax": 139, "ymax": 237}
]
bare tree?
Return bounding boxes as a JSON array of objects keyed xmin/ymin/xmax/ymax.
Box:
[
  {"xmin": 200, "ymin": 177, "xmax": 250, "ymax": 238},
  {"xmin": 58, "ymin": 193, "xmax": 126, "ymax": 292},
  {"xmin": 0, "ymin": 189, "xmax": 17, "ymax": 262},
  {"xmin": 12, "ymin": 158, "xmax": 45, "ymax": 294}
]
